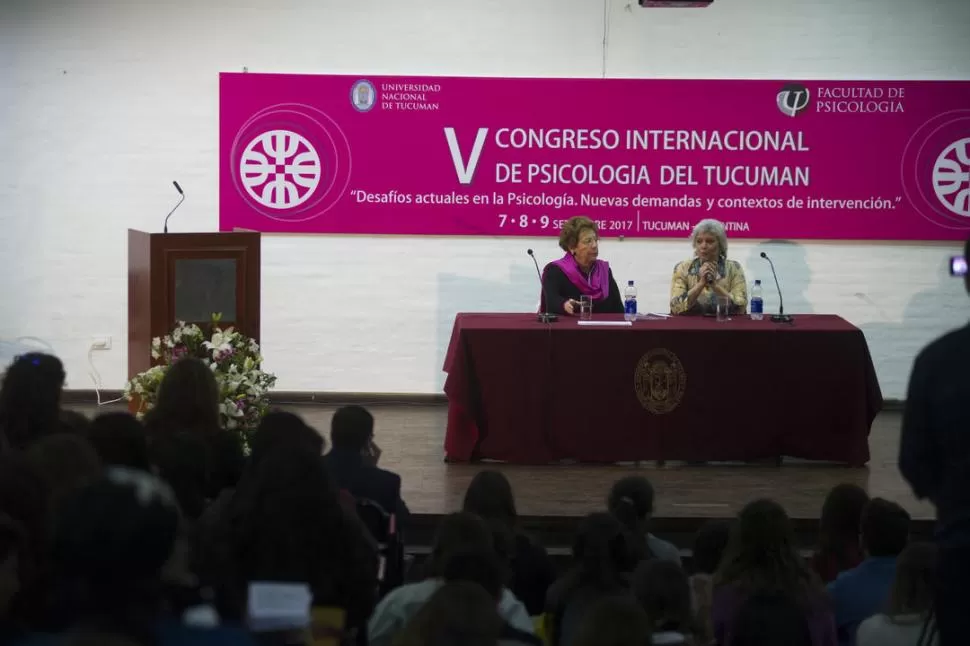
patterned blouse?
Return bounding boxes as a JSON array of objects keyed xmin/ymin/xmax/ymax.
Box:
[{"xmin": 669, "ymin": 257, "xmax": 748, "ymax": 316}]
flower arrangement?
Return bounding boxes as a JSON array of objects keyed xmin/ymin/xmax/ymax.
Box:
[{"xmin": 124, "ymin": 314, "xmax": 277, "ymax": 451}]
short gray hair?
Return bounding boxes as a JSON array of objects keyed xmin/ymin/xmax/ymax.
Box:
[{"xmin": 690, "ymin": 219, "xmax": 728, "ymax": 258}]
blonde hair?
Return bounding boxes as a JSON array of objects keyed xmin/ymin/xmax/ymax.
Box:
[{"xmin": 559, "ymin": 216, "xmax": 598, "ymax": 253}]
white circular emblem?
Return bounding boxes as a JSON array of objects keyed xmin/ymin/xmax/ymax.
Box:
[
  {"xmin": 933, "ymin": 137, "xmax": 970, "ymax": 218},
  {"xmin": 239, "ymin": 129, "xmax": 322, "ymax": 210}
]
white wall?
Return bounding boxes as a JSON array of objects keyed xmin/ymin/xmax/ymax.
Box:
[{"xmin": 1, "ymin": 0, "xmax": 968, "ymax": 398}]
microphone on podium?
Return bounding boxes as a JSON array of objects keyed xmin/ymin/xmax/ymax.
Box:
[
  {"xmin": 760, "ymin": 251, "xmax": 793, "ymax": 323},
  {"xmin": 163, "ymin": 181, "xmax": 185, "ymax": 233},
  {"xmin": 527, "ymin": 249, "xmax": 558, "ymax": 323}
]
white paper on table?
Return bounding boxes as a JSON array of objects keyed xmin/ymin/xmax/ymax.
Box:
[
  {"xmin": 577, "ymin": 320, "xmax": 633, "ymax": 326},
  {"xmin": 247, "ymin": 581, "xmax": 313, "ymax": 632}
]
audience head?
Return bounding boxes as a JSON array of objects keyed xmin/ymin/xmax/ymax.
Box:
[
  {"xmin": 85, "ymin": 412, "xmax": 152, "ymax": 472},
  {"xmin": 228, "ymin": 446, "xmax": 349, "ymax": 598},
  {"xmin": 54, "ymin": 467, "xmax": 180, "ymax": 583},
  {"xmin": 441, "ymin": 544, "xmax": 507, "ymax": 601},
  {"xmin": 462, "ymin": 470, "xmax": 517, "ymax": 527},
  {"xmin": 693, "ymin": 519, "xmax": 732, "ymax": 575},
  {"xmin": 861, "ymin": 498, "xmax": 910, "ymax": 558},
  {"xmin": 715, "ymin": 498, "xmax": 819, "ymax": 599},
  {"xmin": 572, "ymin": 511, "xmax": 638, "ymax": 588},
  {"xmin": 887, "ymin": 541, "xmax": 937, "ymax": 617},
  {"xmin": 25, "ymin": 433, "xmax": 102, "ymax": 514},
  {"xmin": 52, "ymin": 468, "xmax": 181, "ymax": 639},
  {"xmin": 250, "ymin": 410, "xmax": 324, "ymax": 467},
  {"xmin": 818, "ymin": 483, "xmax": 869, "ymax": 549},
  {"xmin": 608, "ymin": 476, "xmax": 655, "ymax": 535},
  {"xmin": 0, "ymin": 513, "xmax": 26, "ymax": 617},
  {"xmin": 633, "ymin": 559, "xmax": 694, "ymax": 636},
  {"xmin": 330, "ymin": 405, "xmax": 374, "ymax": 453},
  {"xmin": 730, "ymin": 591, "xmax": 813, "ymax": 646},
  {"xmin": 144, "ymin": 356, "xmax": 220, "ymax": 434},
  {"xmin": 424, "ymin": 512, "xmax": 493, "ymax": 579},
  {"xmin": 392, "ymin": 581, "xmax": 503, "ymax": 646},
  {"xmin": 573, "ymin": 595, "xmax": 653, "ymax": 646},
  {"xmin": 0, "ymin": 352, "xmax": 66, "ymax": 451}
]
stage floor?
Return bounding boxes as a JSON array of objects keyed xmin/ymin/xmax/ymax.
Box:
[
  {"xmin": 74, "ymin": 402, "xmax": 931, "ymax": 523},
  {"xmin": 287, "ymin": 403, "xmax": 932, "ymax": 523}
]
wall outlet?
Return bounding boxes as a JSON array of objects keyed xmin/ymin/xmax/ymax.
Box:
[{"xmin": 91, "ymin": 335, "xmax": 112, "ymax": 350}]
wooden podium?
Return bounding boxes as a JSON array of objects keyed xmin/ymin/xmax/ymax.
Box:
[{"xmin": 127, "ymin": 230, "xmax": 261, "ymax": 380}]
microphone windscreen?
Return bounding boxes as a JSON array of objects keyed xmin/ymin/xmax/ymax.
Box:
[
  {"xmin": 760, "ymin": 251, "xmax": 767, "ymax": 258},
  {"xmin": 527, "ymin": 249, "xmax": 534, "ymax": 255},
  {"xmin": 173, "ymin": 181, "xmax": 184, "ymax": 195}
]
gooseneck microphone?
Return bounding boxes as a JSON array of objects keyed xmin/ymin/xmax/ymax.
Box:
[
  {"xmin": 163, "ymin": 181, "xmax": 185, "ymax": 233},
  {"xmin": 760, "ymin": 251, "xmax": 793, "ymax": 323},
  {"xmin": 527, "ymin": 249, "xmax": 558, "ymax": 323}
]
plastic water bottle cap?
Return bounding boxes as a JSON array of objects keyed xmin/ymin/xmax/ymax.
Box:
[
  {"xmin": 628, "ymin": 280, "xmax": 634, "ymax": 285},
  {"xmin": 755, "ymin": 279, "xmax": 761, "ymax": 285}
]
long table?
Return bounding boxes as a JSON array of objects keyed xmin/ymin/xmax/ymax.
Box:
[{"xmin": 442, "ymin": 313, "xmax": 882, "ymax": 466}]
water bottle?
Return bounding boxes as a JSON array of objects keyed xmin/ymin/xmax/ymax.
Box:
[
  {"xmin": 750, "ymin": 279, "xmax": 764, "ymax": 320},
  {"xmin": 624, "ymin": 280, "xmax": 638, "ymax": 321}
]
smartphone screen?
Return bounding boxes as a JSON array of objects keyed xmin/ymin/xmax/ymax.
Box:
[{"xmin": 951, "ymin": 256, "xmax": 968, "ymax": 276}]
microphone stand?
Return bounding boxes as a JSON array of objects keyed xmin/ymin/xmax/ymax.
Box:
[
  {"xmin": 760, "ymin": 252, "xmax": 793, "ymax": 323},
  {"xmin": 527, "ymin": 249, "xmax": 558, "ymax": 323},
  {"xmin": 163, "ymin": 181, "xmax": 185, "ymax": 234}
]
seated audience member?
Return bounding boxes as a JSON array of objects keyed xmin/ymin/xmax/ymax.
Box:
[
  {"xmin": 38, "ymin": 467, "xmax": 255, "ymax": 645},
  {"xmin": 0, "ymin": 514, "xmax": 28, "ymax": 643},
  {"xmin": 324, "ymin": 405, "xmax": 410, "ymax": 529},
  {"xmin": 462, "ymin": 470, "xmax": 557, "ymax": 617},
  {"xmin": 55, "ymin": 410, "xmax": 89, "ymax": 436},
  {"xmin": 608, "ymin": 476, "xmax": 680, "ymax": 565},
  {"xmin": 811, "ymin": 484, "xmax": 870, "ymax": 584},
  {"xmin": 196, "ymin": 410, "xmax": 324, "ymax": 547},
  {"xmin": 0, "ymin": 455, "xmax": 49, "ymax": 634},
  {"xmin": 688, "ymin": 520, "xmax": 732, "ymax": 645},
  {"xmin": 572, "ymin": 596, "xmax": 653, "ymax": 646},
  {"xmin": 544, "ymin": 512, "xmax": 641, "ymax": 646},
  {"xmin": 712, "ymin": 499, "xmax": 835, "ymax": 646},
  {"xmin": 539, "ymin": 216, "xmax": 624, "ymax": 316},
  {"xmin": 25, "ymin": 434, "xmax": 102, "ymax": 517},
  {"xmin": 368, "ymin": 512, "xmax": 534, "ymax": 646},
  {"xmin": 440, "ymin": 546, "xmax": 543, "ymax": 645},
  {"xmin": 0, "ymin": 353, "xmax": 66, "ymax": 452},
  {"xmin": 213, "ymin": 446, "xmax": 378, "ymax": 639},
  {"xmin": 632, "ymin": 559, "xmax": 698, "ymax": 645},
  {"xmin": 669, "ymin": 219, "xmax": 748, "ymax": 316},
  {"xmin": 828, "ymin": 498, "xmax": 911, "ymax": 646},
  {"xmin": 84, "ymin": 413, "xmax": 152, "ymax": 472},
  {"xmin": 730, "ymin": 591, "xmax": 813, "ymax": 646},
  {"xmin": 149, "ymin": 431, "xmax": 210, "ymax": 523},
  {"xmin": 143, "ymin": 357, "xmax": 222, "ymax": 437},
  {"xmin": 856, "ymin": 542, "xmax": 938, "ymax": 646},
  {"xmin": 392, "ymin": 581, "xmax": 504, "ymax": 646}
]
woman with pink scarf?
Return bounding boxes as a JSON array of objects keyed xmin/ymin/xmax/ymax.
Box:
[{"xmin": 540, "ymin": 216, "xmax": 624, "ymax": 316}]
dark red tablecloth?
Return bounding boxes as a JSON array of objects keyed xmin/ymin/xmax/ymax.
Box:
[{"xmin": 442, "ymin": 313, "xmax": 882, "ymax": 466}]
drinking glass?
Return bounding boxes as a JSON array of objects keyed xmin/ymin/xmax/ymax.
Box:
[
  {"xmin": 716, "ymin": 295, "xmax": 732, "ymax": 322},
  {"xmin": 579, "ymin": 295, "xmax": 593, "ymax": 320}
]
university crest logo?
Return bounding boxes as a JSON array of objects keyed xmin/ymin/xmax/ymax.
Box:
[{"xmin": 634, "ymin": 348, "xmax": 686, "ymax": 415}]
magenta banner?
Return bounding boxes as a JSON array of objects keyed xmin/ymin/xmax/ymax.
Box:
[{"xmin": 219, "ymin": 73, "xmax": 970, "ymax": 240}]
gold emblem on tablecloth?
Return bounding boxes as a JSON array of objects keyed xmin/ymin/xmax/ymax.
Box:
[{"xmin": 635, "ymin": 348, "xmax": 686, "ymax": 414}]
